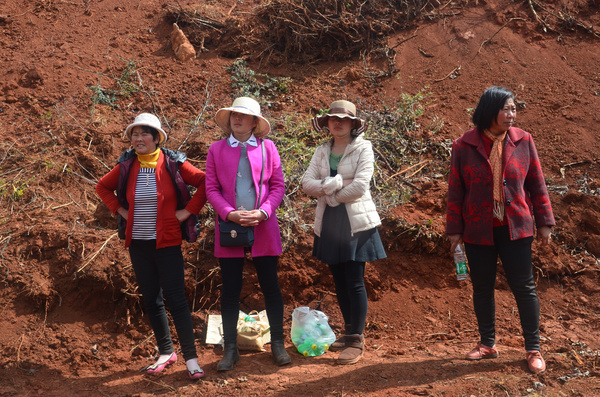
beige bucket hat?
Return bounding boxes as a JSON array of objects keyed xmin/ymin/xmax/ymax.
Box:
[
  {"xmin": 123, "ymin": 113, "xmax": 168, "ymax": 144},
  {"xmin": 312, "ymin": 100, "xmax": 366, "ymax": 135},
  {"xmin": 215, "ymin": 97, "xmax": 271, "ymax": 138}
]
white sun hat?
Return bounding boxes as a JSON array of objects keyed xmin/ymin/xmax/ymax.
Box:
[
  {"xmin": 123, "ymin": 113, "xmax": 168, "ymax": 144},
  {"xmin": 215, "ymin": 97, "xmax": 271, "ymax": 138}
]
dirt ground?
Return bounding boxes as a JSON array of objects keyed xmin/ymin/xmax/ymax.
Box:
[{"xmin": 1, "ymin": 0, "xmax": 600, "ymax": 396}]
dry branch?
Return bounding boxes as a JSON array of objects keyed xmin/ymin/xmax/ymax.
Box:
[
  {"xmin": 477, "ymin": 18, "xmax": 525, "ymax": 54},
  {"xmin": 386, "ymin": 160, "xmax": 430, "ymax": 181},
  {"xmin": 75, "ymin": 232, "xmax": 118, "ymax": 273},
  {"xmin": 528, "ymin": 0, "xmax": 599, "ymax": 39},
  {"xmin": 390, "ymin": 34, "xmax": 418, "ymax": 50},
  {"xmin": 178, "ymin": 80, "xmax": 215, "ymax": 150},
  {"xmin": 528, "ymin": 0, "xmax": 552, "ymax": 33},
  {"xmin": 434, "ymin": 65, "xmax": 461, "ymax": 82}
]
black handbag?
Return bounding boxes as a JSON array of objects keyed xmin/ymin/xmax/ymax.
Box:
[
  {"xmin": 218, "ymin": 218, "xmax": 254, "ymax": 247},
  {"xmin": 219, "ymin": 141, "xmax": 265, "ymax": 248}
]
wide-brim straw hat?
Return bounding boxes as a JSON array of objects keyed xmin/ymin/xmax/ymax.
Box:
[
  {"xmin": 312, "ymin": 100, "xmax": 366, "ymax": 135},
  {"xmin": 215, "ymin": 97, "xmax": 271, "ymax": 138},
  {"xmin": 123, "ymin": 113, "xmax": 168, "ymax": 144}
]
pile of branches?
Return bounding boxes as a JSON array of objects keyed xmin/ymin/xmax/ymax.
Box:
[
  {"xmin": 253, "ymin": 0, "xmax": 433, "ymax": 62},
  {"xmin": 167, "ymin": 0, "xmax": 436, "ymax": 63}
]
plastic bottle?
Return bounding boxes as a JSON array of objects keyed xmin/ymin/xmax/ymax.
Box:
[
  {"xmin": 454, "ymin": 244, "xmax": 469, "ymax": 281},
  {"xmin": 239, "ymin": 310, "xmax": 256, "ymax": 322}
]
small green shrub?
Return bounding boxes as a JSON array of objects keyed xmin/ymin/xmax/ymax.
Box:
[
  {"xmin": 0, "ymin": 179, "xmax": 30, "ymax": 202},
  {"xmin": 226, "ymin": 59, "xmax": 293, "ymax": 103},
  {"xmin": 89, "ymin": 84, "xmax": 119, "ymax": 110},
  {"xmin": 88, "ymin": 59, "xmax": 141, "ymax": 116}
]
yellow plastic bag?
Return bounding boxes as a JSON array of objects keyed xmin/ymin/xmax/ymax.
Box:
[{"xmin": 237, "ymin": 310, "xmax": 271, "ymax": 351}]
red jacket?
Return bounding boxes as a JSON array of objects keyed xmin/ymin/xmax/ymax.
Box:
[
  {"xmin": 96, "ymin": 151, "xmax": 207, "ymax": 249},
  {"xmin": 446, "ymin": 127, "xmax": 555, "ymax": 245}
]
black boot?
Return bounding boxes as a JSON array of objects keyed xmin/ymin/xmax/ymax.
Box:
[
  {"xmin": 271, "ymin": 340, "xmax": 291, "ymax": 366},
  {"xmin": 217, "ymin": 343, "xmax": 240, "ymax": 371}
]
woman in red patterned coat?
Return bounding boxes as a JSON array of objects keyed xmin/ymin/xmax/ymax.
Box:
[{"xmin": 446, "ymin": 86, "xmax": 555, "ymax": 374}]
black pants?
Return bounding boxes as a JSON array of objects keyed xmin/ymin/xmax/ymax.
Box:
[
  {"xmin": 328, "ymin": 261, "xmax": 368, "ymax": 335},
  {"xmin": 219, "ymin": 256, "xmax": 285, "ymax": 345},
  {"xmin": 465, "ymin": 226, "xmax": 540, "ymax": 351},
  {"xmin": 129, "ymin": 240, "xmax": 197, "ymax": 361}
]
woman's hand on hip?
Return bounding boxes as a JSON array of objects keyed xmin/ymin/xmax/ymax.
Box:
[
  {"xmin": 448, "ymin": 234, "xmax": 463, "ymax": 252},
  {"xmin": 537, "ymin": 226, "xmax": 552, "ymax": 246},
  {"xmin": 117, "ymin": 207, "xmax": 128, "ymax": 220},
  {"xmin": 176, "ymin": 208, "xmax": 192, "ymax": 223}
]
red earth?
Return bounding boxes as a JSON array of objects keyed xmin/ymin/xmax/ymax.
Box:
[{"xmin": 1, "ymin": 0, "xmax": 600, "ymax": 396}]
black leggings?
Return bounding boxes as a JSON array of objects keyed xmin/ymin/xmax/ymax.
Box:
[
  {"xmin": 328, "ymin": 261, "xmax": 368, "ymax": 335},
  {"xmin": 129, "ymin": 240, "xmax": 197, "ymax": 361},
  {"xmin": 219, "ymin": 256, "xmax": 285, "ymax": 345},
  {"xmin": 465, "ymin": 226, "xmax": 540, "ymax": 351}
]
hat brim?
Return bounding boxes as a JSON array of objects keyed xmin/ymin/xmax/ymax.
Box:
[
  {"xmin": 124, "ymin": 122, "xmax": 168, "ymax": 144},
  {"xmin": 312, "ymin": 114, "xmax": 366, "ymax": 135},
  {"xmin": 215, "ymin": 107, "xmax": 271, "ymax": 137}
]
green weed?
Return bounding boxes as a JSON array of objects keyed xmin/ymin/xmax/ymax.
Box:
[
  {"xmin": 226, "ymin": 59, "xmax": 293, "ymax": 103},
  {"xmin": 88, "ymin": 59, "xmax": 141, "ymax": 116},
  {"xmin": 89, "ymin": 84, "xmax": 119, "ymax": 110},
  {"xmin": 0, "ymin": 179, "xmax": 30, "ymax": 202}
]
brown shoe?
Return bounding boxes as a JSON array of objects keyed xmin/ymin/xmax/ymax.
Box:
[
  {"xmin": 329, "ymin": 325, "xmax": 351, "ymax": 352},
  {"xmin": 337, "ymin": 334, "xmax": 364, "ymax": 365},
  {"xmin": 526, "ymin": 350, "xmax": 546, "ymax": 373},
  {"xmin": 465, "ymin": 342, "xmax": 499, "ymax": 360}
]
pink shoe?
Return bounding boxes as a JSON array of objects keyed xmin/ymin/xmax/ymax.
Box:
[
  {"xmin": 465, "ymin": 342, "xmax": 499, "ymax": 360},
  {"xmin": 526, "ymin": 350, "xmax": 546, "ymax": 373},
  {"xmin": 188, "ymin": 367, "xmax": 205, "ymax": 380},
  {"xmin": 145, "ymin": 352, "xmax": 177, "ymax": 374}
]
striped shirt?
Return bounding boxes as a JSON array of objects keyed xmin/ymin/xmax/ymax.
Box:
[{"xmin": 132, "ymin": 168, "xmax": 157, "ymax": 240}]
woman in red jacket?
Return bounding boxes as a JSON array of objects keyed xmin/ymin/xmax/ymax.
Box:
[
  {"xmin": 96, "ymin": 113, "xmax": 207, "ymax": 379},
  {"xmin": 446, "ymin": 87, "xmax": 555, "ymax": 374}
]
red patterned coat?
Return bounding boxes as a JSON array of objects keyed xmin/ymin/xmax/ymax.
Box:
[{"xmin": 446, "ymin": 127, "xmax": 555, "ymax": 245}]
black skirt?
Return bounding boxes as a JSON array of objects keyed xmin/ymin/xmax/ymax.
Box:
[{"xmin": 313, "ymin": 203, "xmax": 387, "ymax": 265}]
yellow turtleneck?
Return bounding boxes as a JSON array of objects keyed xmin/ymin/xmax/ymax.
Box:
[{"xmin": 136, "ymin": 148, "xmax": 160, "ymax": 169}]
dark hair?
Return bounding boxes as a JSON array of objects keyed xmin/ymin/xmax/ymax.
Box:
[
  {"xmin": 472, "ymin": 86, "xmax": 515, "ymax": 130},
  {"xmin": 141, "ymin": 125, "xmax": 160, "ymax": 143}
]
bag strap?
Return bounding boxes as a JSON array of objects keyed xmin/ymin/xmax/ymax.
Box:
[{"xmin": 256, "ymin": 140, "xmax": 265, "ymax": 210}]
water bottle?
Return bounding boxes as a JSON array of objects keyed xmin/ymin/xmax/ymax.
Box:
[
  {"xmin": 454, "ymin": 244, "xmax": 469, "ymax": 281},
  {"xmin": 239, "ymin": 310, "xmax": 256, "ymax": 322}
]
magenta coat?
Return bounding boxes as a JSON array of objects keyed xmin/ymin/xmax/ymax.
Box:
[
  {"xmin": 205, "ymin": 138, "xmax": 285, "ymax": 258},
  {"xmin": 446, "ymin": 127, "xmax": 555, "ymax": 245}
]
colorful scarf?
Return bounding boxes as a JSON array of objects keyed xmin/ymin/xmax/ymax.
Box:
[
  {"xmin": 483, "ymin": 129, "xmax": 507, "ymax": 221},
  {"xmin": 136, "ymin": 147, "xmax": 160, "ymax": 169}
]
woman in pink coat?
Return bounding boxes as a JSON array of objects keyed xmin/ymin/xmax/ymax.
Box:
[{"xmin": 205, "ymin": 97, "xmax": 290, "ymax": 371}]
